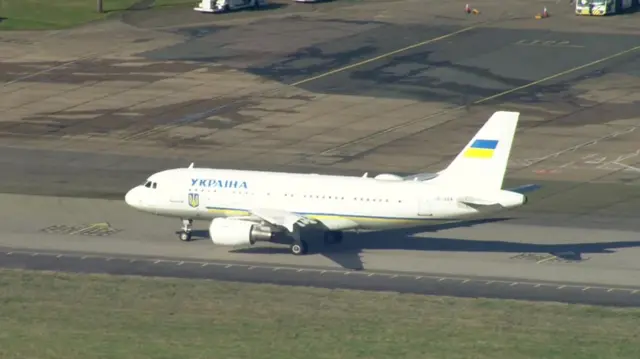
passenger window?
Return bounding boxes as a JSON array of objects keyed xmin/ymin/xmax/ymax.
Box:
[
  {"xmin": 144, "ymin": 181, "xmax": 151, "ymax": 188},
  {"xmin": 152, "ymin": 182, "xmax": 157, "ymax": 189}
]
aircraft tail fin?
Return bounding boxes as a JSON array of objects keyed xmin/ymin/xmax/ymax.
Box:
[{"xmin": 431, "ymin": 111, "xmax": 520, "ymax": 191}]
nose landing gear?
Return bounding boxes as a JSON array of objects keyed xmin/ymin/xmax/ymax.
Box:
[{"xmin": 179, "ymin": 218, "xmax": 193, "ymax": 242}]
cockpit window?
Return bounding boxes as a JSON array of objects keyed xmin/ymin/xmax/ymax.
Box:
[{"xmin": 142, "ymin": 180, "xmax": 157, "ymax": 189}]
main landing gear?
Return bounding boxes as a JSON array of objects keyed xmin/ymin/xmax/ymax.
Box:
[
  {"xmin": 289, "ymin": 230, "xmax": 343, "ymax": 255},
  {"xmin": 179, "ymin": 218, "xmax": 193, "ymax": 242}
]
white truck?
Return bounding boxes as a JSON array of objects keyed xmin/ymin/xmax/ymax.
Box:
[
  {"xmin": 575, "ymin": 0, "xmax": 635, "ymax": 15},
  {"xmin": 194, "ymin": 0, "xmax": 267, "ymax": 13}
]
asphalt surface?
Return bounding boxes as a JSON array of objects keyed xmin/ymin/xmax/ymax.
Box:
[
  {"xmin": 1, "ymin": 0, "xmax": 640, "ymax": 307},
  {"xmin": 2, "ymin": 248, "xmax": 639, "ymax": 308},
  {"xmin": 2, "ymin": 145, "xmax": 640, "ymax": 232},
  {"xmin": 143, "ymin": 19, "xmax": 640, "ymax": 105}
]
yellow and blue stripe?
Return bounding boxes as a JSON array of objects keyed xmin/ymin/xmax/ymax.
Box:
[
  {"xmin": 205, "ymin": 206, "xmax": 438, "ymax": 224},
  {"xmin": 463, "ymin": 139, "xmax": 498, "ymax": 159}
]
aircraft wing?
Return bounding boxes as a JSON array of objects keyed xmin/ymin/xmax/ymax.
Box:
[
  {"xmin": 402, "ymin": 172, "xmax": 439, "ymax": 181},
  {"xmin": 249, "ymin": 208, "xmax": 318, "ymax": 232},
  {"xmin": 241, "ymin": 208, "xmax": 364, "ymax": 270}
]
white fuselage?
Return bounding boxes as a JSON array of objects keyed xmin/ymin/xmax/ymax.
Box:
[{"xmin": 125, "ymin": 168, "xmax": 526, "ymax": 231}]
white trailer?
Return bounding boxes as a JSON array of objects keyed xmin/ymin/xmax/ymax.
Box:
[
  {"xmin": 194, "ymin": 0, "xmax": 267, "ymax": 13},
  {"xmin": 575, "ymin": 0, "xmax": 635, "ymax": 15}
]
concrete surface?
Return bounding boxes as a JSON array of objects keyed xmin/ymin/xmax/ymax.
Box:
[{"xmin": 0, "ymin": 193, "xmax": 639, "ymax": 288}]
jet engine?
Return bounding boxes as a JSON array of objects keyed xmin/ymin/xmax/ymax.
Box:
[{"xmin": 209, "ymin": 218, "xmax": 274, "ymax": 246}]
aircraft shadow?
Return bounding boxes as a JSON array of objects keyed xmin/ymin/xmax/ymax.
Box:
[
  {"xmin": 187, "ymin": 217, "xmax": 506, "ymax": 243},
  {"xmin": 224, "ymin": 217, "xmax": 640, "ymax": 270}
]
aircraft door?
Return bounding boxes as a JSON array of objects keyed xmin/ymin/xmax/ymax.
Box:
[
  {"xmin": 169, "ymin": 187, "xmax": 185, "ymax": 205},
  {"xmin": 417, "ymin": 196, "xmax": 433, "ymax": 217}
]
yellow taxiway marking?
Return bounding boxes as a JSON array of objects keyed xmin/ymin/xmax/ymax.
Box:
[
  {"xmin": 321, "ymin": 44, "xmax": 640, "ymax": 156},
  {"xmin": 536, "ymin": 255, "xmax": 559, "ymax": 264},
  {"xmin": 121, "ymin": 24, "xmax": 484, "ymax": 141},
  {"xmin": 68, "ymin": 222, "xmax": 110, "ymax": 235},
  {"xmin": 290, "ymin": 24, "xmax": 485, "ymax": 87}
]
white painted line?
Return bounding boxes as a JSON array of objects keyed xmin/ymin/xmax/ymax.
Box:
[
  {"xmin": 510, "ymin": 282, "xmax": 518, "ymax": 286},
  {"xmin": 247, "ymin": 266, "xmax": 254, "ymax": 270},
  {"xmin": 8, "ymin": 248, "xmax": 640, "ymax": 297},
  {"xmin": 534, "ymin": 284, "xmax": 541, "ymax": 288},
  {"xmin": 177, "ymin": 261, "xmax": 184, "ymax": 266},
  {"xmin": 154, "ymin": 260, "xmax": 162, "ymax": 264},
  {"xmin": 368, "ymin": 273, "xmax": 375, "ymax": 277},
  {"xmin": 31, "ymin": 253, "xmax": 38, "ymax": 257}
]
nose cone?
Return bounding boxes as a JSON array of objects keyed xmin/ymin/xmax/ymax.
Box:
[{"xmin": 125, "ymin": 187, "xmax": 142, "ymax": 208}]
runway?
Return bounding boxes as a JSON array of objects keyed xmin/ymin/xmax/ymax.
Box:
[
  {"xmin": 2, "ymin": 248, "xmax": 639, "ymax": 308},
  {"xmin": 0, "ymin": 192, "xmax": 639, "ymax": 307},
  {"xmin": 1, "ymin": 0, "xmax": 639, "ymax": 306}
]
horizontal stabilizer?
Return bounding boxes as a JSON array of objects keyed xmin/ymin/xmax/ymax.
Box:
[{"xmin": 457, "ymin": 196, "xmax": 498, "ymax": 206}]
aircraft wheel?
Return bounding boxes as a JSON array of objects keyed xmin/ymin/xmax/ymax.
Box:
[
  {"xmin": 290, "ymin": 240, "xmax": 308, "ymax": 255},
  {"xmin": 179, "ymin": 231, "xmax": 192, "ymax": 242}
]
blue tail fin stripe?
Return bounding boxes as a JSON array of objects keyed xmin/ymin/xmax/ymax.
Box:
[{"xmin": 471, "ymin": 139, "xmax": 498, "ymax": 149}]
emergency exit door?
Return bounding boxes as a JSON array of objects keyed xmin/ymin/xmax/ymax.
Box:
[{"xmin": 417, "ymin": 197, "xmax": 433, "ymax": 217}]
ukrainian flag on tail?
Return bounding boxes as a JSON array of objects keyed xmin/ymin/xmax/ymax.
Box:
[
  {"xmin": 463, "ymin": 139, "xmax": 499, "ymax": 159},
  {"xmin": 429, "ymin": 111, "xmax": 519, "ymax": 191}
]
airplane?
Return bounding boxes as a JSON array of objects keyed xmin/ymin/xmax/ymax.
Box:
[{"xmin": 124, "ymin": 110, "xmax": 540, "ymax": 257}]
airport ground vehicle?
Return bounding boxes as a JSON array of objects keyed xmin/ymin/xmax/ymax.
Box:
[
  {"xmin": 575, "ymin": 0, "xmax": 634, "ymax": 15},
  {"xmin": 194, "ymin": 0, "xmax": 267, "ymax": 13}
]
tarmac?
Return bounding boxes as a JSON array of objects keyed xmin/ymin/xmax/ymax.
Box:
[{"xmin": 1, "ymin": 0, "xmax": 639, "ymax": 306}]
